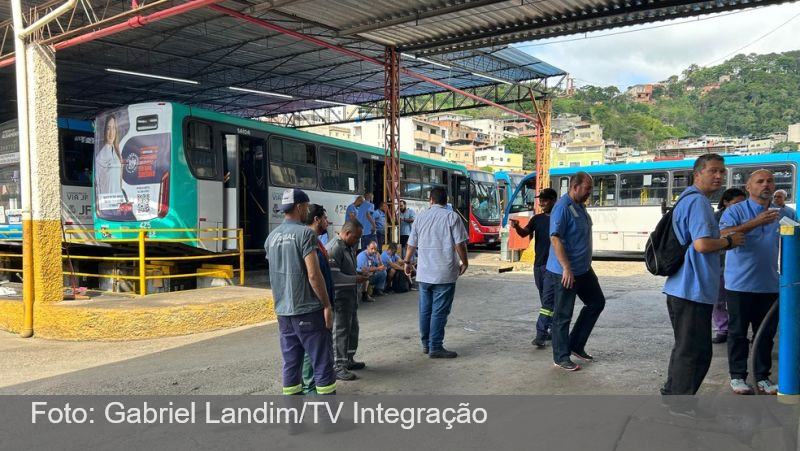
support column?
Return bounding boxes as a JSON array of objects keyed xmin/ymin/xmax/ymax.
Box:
[
  {"xmin": 26, "ymin": 44, "xmax": 62, "ymax": 305},
  {"xmin": 384, "ymin": 46, "xmax": 401, "ymax": 242}
]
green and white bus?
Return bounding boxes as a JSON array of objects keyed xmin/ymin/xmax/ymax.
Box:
[{"xmin": 93, "ymin": 102, "xmax": 474, "ymax": 253}]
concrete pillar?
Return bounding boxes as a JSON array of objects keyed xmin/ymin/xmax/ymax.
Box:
[{"xmin": 25, "ymin": 43, "xmax": 61, "ymax": 304}]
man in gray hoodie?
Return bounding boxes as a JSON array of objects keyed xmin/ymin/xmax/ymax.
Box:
[{"xmin": 326, "ymin": 220, "xmax": 368, "ymax": 381}]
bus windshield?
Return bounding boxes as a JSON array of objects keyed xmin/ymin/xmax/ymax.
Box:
[
  {"xmin": 471, "ymin": 180, "xmax": 500, "ymax": 222},
  {"xmin": 508, "ymin": 178, "xmax": 537, "ymax": 214}
]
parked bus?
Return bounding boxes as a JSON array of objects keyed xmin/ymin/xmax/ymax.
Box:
[
  {"xmin": 505, "ymin": 154, "xmax": 799, "ymax": 255},
  {"xmin": 495, "ymin": 170, "xmax": 525, "ymax": 214},
  {"xmin": 93, "ymin": 102, "xmax": 474, "ymax": 253},
  {"xmin": 467, "ymin": 170, "xmax": 501, "ymax": 246},
  {"xmin": 0, "ymin": 118, "xmax": 95, "ymax": 237}
]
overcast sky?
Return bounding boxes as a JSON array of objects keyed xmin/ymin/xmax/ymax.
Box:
[{"xmin": 516, "ymin": 1, "xmax": 800, "ymax": 90}]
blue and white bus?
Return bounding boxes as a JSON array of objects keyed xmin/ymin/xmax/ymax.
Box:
[
  {"xmin": 0, "ymin": 118, "xmax": 95, "ymax": 237},
  {"xmin": 505, "ymin": 153, "xmax": 799, "ymax": 255}
]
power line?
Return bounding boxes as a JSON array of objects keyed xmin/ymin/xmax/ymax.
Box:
[{"xmin": 702, "ymin": 10, "xmax": 800, "ymax": 66}]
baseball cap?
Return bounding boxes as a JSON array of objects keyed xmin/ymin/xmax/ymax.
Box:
[
  {"xmin": 279, "ymin": 188, "xmax": 310, "ymax": 212},
  {"xmin": 536, "ymin": 188, "xmax": 558, "ymax": 200}
]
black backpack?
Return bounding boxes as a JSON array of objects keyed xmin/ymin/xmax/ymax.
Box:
[{"xmin": 645, "ymin": 192, "xmax": 700, "ymax": 276}]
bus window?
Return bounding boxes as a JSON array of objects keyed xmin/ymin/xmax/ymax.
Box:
[
  {"xmin": 269, "ymin": 136, "xmax": 317, "ymax": 190},
  {"xmin": 670, "ymin": 171, "xmax": 692, "ymax": 202},
  {"xmin": 769, "ymin": 165, "xmax": 794, "ymax": 200},
  {"xmin": 423, "ymin": 167, "xmax": 444, "ymax": 184},
  {"xmin": 732, "ymin": 165, "xmax": 794, "ymax": 201},
  {"xmin": 187, "ymin": 122, "xmax": 218, "ymax": 180},
  {"xmin": 558, "ymin": 177, "xmax": 569, "ymax": 196},
  {"xmin": 60, "ymin": 129, "xmax": 94, "ymax": 186},
  {"xmin": 401, "ymin": 163, "xmax": 421, "ymax": 181},
  {"xmin": 400, "ymin": 181, "xmax": 421, "ymax": 199},
  {"xmin": 508, "ymin": 179, "xmax": 536, "ymax": 214},
  {"xmin": 319, "ymin": 146, "xmax": 358, "ymax": 193},
  {"xmin": 619, "ymin": 172, "xmax": 668, "ymax": 206},
  {"xmin": 590, "ymin": 175, "xmax": 616, "ymax": 207}
]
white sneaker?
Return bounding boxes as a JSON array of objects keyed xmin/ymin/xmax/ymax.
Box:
[
  {"xmin": 730, "ymin": 378, "xmax": 754, "ymax": 395},
  {"xmin": 756, "ymin": 379, "xmax": 778, "ymax": 395}
]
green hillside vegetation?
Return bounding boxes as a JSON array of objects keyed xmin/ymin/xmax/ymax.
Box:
[
  {"xmin": 458, "ymin": 51, "xmax": 800, "ymax": 155},
  {"xmin": 555, "ymin": 51, "xmax": 800, "ymax": 151}
]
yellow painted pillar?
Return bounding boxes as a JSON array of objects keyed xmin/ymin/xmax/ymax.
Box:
[{"xmin": 26, "ymin": 44, "xmax": 62, "ymax": 305}]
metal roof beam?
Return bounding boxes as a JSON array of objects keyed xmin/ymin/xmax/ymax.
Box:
[{"xmin": 337, "ymin": 0, "xmax": 509, "ymax": 37}]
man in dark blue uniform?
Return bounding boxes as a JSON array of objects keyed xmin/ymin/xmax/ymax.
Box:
[{"xmin": 509, "ymin": 188, "xmax": 558, "ymax": 348}]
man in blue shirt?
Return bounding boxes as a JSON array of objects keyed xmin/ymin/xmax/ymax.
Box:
[
  {"xmin": 380, "ymin": 243, "xmax": 406, "ymax": 292},
  {"xmin": 398, "ymin": 200, "xmax": 416, "ymax": 256},
  {"xmin": 345, "ymin": 196, "xmax": 362, "ymax": 223},
  {"xmin": 547, "ymin": 172, "xmax": 605, "ymax": 371},
  {"xmin": 660, "ymin": 154, "xmax": 744, "ymax": 420},
  {"xmin": 357, "ymin": 240, "xmax": 386, "ymax": 300},
  {"xmin": 373, "ymin": 201, "xmax": 387, "ymax": 251},
  {"xmin": 773, "ymin": 189, "xmax": 797, "ymax": 221},
  {"xmin": 720, "ymin": 169, "xmax": 780, "ymax": 396},
  {"xmin": 357, "ymin": 193, "xmax": 378, "ymax": 251},
  {"xmin": 301, "ymin": 203, "xmax": 336, "ymax": 394}
]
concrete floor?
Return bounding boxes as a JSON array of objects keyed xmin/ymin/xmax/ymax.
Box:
[{"xmin": 0, "ymin": 261, "xmax": 757, "ymax": 396}]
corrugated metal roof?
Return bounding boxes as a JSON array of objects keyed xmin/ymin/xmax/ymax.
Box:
[{"xmin": 0, "ymin": 0, "xmax": 790, "ymax": 122}]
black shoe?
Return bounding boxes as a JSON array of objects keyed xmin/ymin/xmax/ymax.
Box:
[
  {"xmin": 553, "ymin": 360, "xmax": 581, "ymax": 371},
  {"xmin": 571, "ymin": 350, "xmax": 594, "ymax": 361},
  {"xmin": 373, "ymin": 289, "xmax": 386, "ymax": 296},
  {"xmin": 429, "ymin": 349, "xmax": 458, "ymax": 359},
  {"xmin": 712, "ymin": 333, "xmax": 727, "ymax": 344},
  {"xmin": 347, "ymin": 360, "xmax": 366, "ymax": 370},
  {"xmin": 545, "ymin": 332, "xmax": 552, "ymax": 341},
  {"xmin": 668, "ymin": 406, "xmax": 715, "ymax": 421},
  {"xmin": 531, "ymin": 337, "xmax": 546, "ymax": 348},
  {"xmin": 422, "ymin": 347, "xmax": 429, "ymax": 354},
  {"xmin": 335, "ymin": 367, "xmax": 358, "ymax": 381},
  {"xmin": 362, "ymin": 294, "xmax": 375, "ymax": 303}
]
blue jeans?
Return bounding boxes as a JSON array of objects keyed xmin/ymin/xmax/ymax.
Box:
[
  {"xmin": 534, "ymin": 264, "xmax": 555, "ymax": 338},
  {"xmin": 370, "ymin": 270, "xmax": 387, "ymax": 291},
  {"xmin": 549, "ymin": 269, "xmax": 605, "ymax": 364},
  {"xmin": 418, "ymin": 282, "xmax": 456, "ymax": 352}
]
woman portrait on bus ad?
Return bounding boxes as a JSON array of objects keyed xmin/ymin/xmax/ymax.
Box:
[{"xmin": 94, "ymin": 112, "xmax": 128, "ymax": 210}]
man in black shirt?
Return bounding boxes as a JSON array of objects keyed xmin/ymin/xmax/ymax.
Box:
[{"xmin": 509, "ymin": 188, "xmax": 558, "ymax": 348}]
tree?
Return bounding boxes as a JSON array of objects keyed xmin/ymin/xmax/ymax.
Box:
[{"xmin": 502, "ymin": 136, "xmax": 536, "ymax": 170}]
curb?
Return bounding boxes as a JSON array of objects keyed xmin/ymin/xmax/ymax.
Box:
[{"xmin": 0, "ymin": 289, "xmax": 275, "ymax": 341}]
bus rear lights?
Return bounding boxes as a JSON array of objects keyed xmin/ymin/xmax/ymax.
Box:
[{"xmin": 158, "ymin": 173, "xmax": 169, "ymax": 218}]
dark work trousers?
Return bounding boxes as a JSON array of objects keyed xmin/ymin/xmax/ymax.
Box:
[
  {"xmin": 377, "ymin": 232, "xmax": 385, "ymax": 251},
  {"xmin": 726, "ymin": 290, "xmax": 779, "ymax": 381},
  {"xmin": 660, "ymin": 295, "xmax": 712, "ymax": 406},
  {"xmin": 534, "ymin": 264, "xmax": 555, "ymax": 339},
  {"xmin": 549, "ymin": 268, "xmax": 606, "ymax": 364},
  {"xmin": 277, "ymin": 310, "xmax": 336, "ymax": 395},
  {"xmin": 333, "ymin": 296, "xmax": 359, "ymax": 368},
  {"xmin": 400, "ymin": 235, "xmax": 409, "ymax": 257}
]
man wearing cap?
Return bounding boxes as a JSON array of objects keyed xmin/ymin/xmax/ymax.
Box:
[
  {"xmin": 509, "ymin": 187, "xmax": 558, "ymax": 348},
  {"xmin": 265, "ymin": 189, "xmax": 336, "ymax": 396}
]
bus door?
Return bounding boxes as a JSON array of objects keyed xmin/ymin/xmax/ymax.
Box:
[
  {"xmin": 453, "ymin": 173, "xmax": 469, "ymax": 227},
  {"xmin": 186, "ymin": 121, "xmax": 223, "ymax": 252},
  {"xmin": 220, "ymin": 132, "xmax": 240, "ymax": 251},
  {"xmin": 361, "ymin": 155, "xmax": 385, "ymax": 201},
  {"xmin": 237, "ymin": 136, "xmax": 268, "ymax": 250}
]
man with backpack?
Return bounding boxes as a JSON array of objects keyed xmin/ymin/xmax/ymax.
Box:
[{"xmin": 660, "ymin": 154, "xmax": 744, "ymax": 421}]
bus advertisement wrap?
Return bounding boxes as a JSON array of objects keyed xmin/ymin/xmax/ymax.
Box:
[{"xmin": 95, "ymin": 108, "xmax": 171, "ymax": 221}]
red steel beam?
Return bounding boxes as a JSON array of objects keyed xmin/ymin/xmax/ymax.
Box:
[
  {"xmin": 209, "ymin": 4, "xmax": 538, "ymax": 123},
  {"xmin": 0, "ymin": 0, "xmax": 223, "ymax": 68}
]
